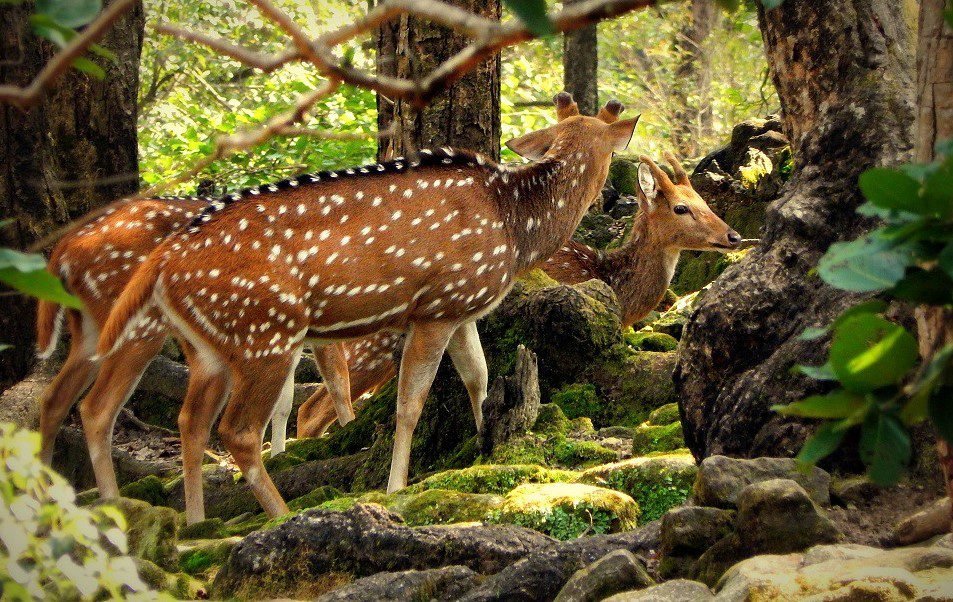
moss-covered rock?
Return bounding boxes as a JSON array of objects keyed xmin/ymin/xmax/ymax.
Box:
[
  {"xmin": 647, "ymin": 403, "xmax": 680, "ymax": 426},
  {"xmin": 578, "ymin": 454, "xmax": 697, "ymax": 524},
  {"xmin": 574, "ymin": 212, "xmax": 619, "ymax": 249},
  {"xmin": 609, "ymin": 158, "xmax": 640, "ymax": 196},
  {"xmin": 491, "ymin": 434, "xmax": 618, "ymax": 470},
  {"xmin": 97, "ymin": 497, "xmax": 181, "ymax": 572},
  {"xmin": 119, "ymin": 475, "xmax": 170, "ymax": 508},
  {"xmin": 178, "ymin": 538, "xmax": 239, "ymax": 579},
  {"xmin": 552, "ymin": 383, "xmax": 603, "ymax": 421},
  {"xmin": 625, "ymin": 331, "xmax": 679, "ymax": 352},
  {"xmin": 134, "ymin": 557, "xmax": 208, "ymax": 600},
  {"xmin": 569, "ymin": 417, "xmax": 595, "ymax": 435},
  {"xmin": 179, "ymin": 517, "xmax": 228, "ymax": 540},
  {"xmin": 288, "ymin": 485, "xmax": 343, "ymax": 511},
  {"xmin": 657, "ymin": 506, "xmax": 736, "ymax": 579},
  {"xmin": 385, "ymin": 489, "xmax": 504, "ymax": 526},
  {"xmin": 416, "ymin": 464, "xmax": 578, "ymax": 495},
  {"xmin": 589, "ymin": 345, "xmax": 678, "ymax": 427},
  {"xmin": 492, "ymin": 483, "xmax": 639, "ymax": 540},
  {"xmin": 534, "ymin": 403, "xmax": 572, "ymax": 436},
  {"xmin": 632, "ymin": 422, "xmax": 685, "ymax": 456}
]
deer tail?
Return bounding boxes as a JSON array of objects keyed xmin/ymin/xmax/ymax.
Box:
[
  {"xmin": 96, "ymin": 256, "xmax": 162, "ymax": 358},
  {"xmin": 35, "ymin": 299, "xmax": 66, "ymax": 360}
]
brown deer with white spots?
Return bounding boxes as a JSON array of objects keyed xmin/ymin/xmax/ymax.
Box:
[
  {"xmin": 296, "ymin": 152, "xmax": 741, "ymax": 438},
  {"xmin": 97, "ymin": 92, "xmax": 639, "ymax": 522},
  {"xmin": 34, "ymin": 196, "xmax": 358, "ymax": 500}
]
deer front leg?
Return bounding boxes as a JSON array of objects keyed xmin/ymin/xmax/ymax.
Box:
[
  {"xmin": 311, "ymin": 342, "xmax": 355, "ymax": 426},
  {"xmin": 387, "ymin": 322, "xmax": 457, "ymax": 493},
  {"xmin": 445, "ymin": 321, "xmax": 488, "ymax": 434},
  {"xmin": 267, "ymin": 367, "xmax": 295, "ymax": 456}
]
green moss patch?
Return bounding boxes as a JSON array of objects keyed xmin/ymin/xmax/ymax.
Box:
[
  {"xmin": 491, "ymin": 434, "xmax": 617, "ymax": 470},
  {"xmin": 632, "ymin": 422, "xmax": 684, "ymax": 456},
  {"xmin": 415, "ymin": 464, "xmax": 578, "ymax": 495},
  {"xmin": 648, "ymin": 403, "xmax": 680, "ymax": 426},
  {"xmin": 579, "ymin": 454, "xmax": 697, "ymax": 524},
  {"xmin": 179, "ymin": 518, "xmax": 228, "ymax": 540},
  {"xmin": 533, "ymin": 403, "xmax": 572, "ymax": 436},
  {"xmin": 178, "ymin": 538, "xmax": 239, "ymax": 577},
  {"xmin": 385, "ymin": 489, "xmax": 503, "ymax": 526},
  {"xmin": 491, "ymin": 483, "xmax": 639, "ymax": 540},
  {"xmin": 288, "ymin": 485, "xmax": 343, "ymax": 511},
  {"xmin": 120, "ymin": 475, "xmax": 170, "ymax": 508},
  {"xmin": 552, "ymin": 383, "xmax": 603, "ymax": 421},
  {"xmin": 625, "ymin": 331, "xmax": 679, "ymax": 352}
]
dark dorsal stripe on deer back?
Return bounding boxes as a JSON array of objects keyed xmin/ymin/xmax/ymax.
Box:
[{"xmin": 187, "ymin": 147, "xmax": 493, "ymax": 231}]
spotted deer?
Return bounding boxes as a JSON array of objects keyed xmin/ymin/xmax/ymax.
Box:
[
  {"xmin": 96, "ymin": 92, "xmax": 638, "ymax": 522},
  {"xmin": 296, "ymin": 152, "xmax": 740, "ymax": 438},
  {"xmin": 34, "ymin": 196, "xmax": 358, "ymax": 500}
]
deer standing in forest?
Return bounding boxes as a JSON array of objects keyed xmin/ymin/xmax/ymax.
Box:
[
  {"xmin": 35, "ymin": 196, "xmax": 358, "ymax": 500},
  {"xmin": 96, "ymin": 92, "xmax": 639, "ymax": 522},
  {"xmin": 296, "ymin": 152, "xmax": 741, "ymax": 438}
]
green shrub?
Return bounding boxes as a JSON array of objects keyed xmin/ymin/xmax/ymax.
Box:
[{"xmin": 552, "ymin": 384, "xmax": 603, "ymax": 420}]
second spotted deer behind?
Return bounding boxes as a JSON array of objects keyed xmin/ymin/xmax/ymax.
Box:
[
  {"xmin": 297, "ymin": 152, "xmax": 741, "ymax": 438},
  {"xmin": 97, "ymin": 92, "xmax": 639, "ymax": 523}
]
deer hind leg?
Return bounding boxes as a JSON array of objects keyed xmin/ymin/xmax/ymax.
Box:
[
  {"xmin": 219, "ymin": 347, "xmax": 303, "ymax": 518},
  {"xmin": 78, "ymin": 334, "xmax": 165, "ymax": 499},
  {"xmin": 387, "ymin": 322, "xmax": 457, "ymax": 493},
  {"xmin": 445, "ymin": 321, "xmax": 488, "ymax": 434},
  {"xmin": 267, "ymin": 364, "xmax": 296, "ymax": 456},
  {"xmin": 312, "ymin": 342, "xmax": 355, "ymax": 426},
  {"xmin": 177, "ymin": 338, "xmax": 231, "ymax": 525},
  {"xmin": 39, "ymin": 310, "xmax": 101, "ymax": 465}
]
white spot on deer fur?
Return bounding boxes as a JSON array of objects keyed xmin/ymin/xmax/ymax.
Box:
[
  {"xmin": 340, "ymin": 215, "xmax": 349, "ymax": 224},
  {"xmin": 325, "ymin": 252, "xmax": 339, "ymax": 264},
  {"xmin": 341, "ymin": 235, "xmax": 351, "ymax": 245},
  {"xmin": 472, "ymin": 252, "xmax": 483, "ymax": 262},
  {"xmin": 372, "ymin": 196, "xmax": 382, "ymax": 207}
]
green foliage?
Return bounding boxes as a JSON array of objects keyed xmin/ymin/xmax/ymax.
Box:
[
  {"xmin": 488, "ymin": 502, "xmax": 614, "ymax": 540},
  {"xmin": 779, "ymin": 146, "xmax": 953, "ymax": 486},
  {"xmin": 552, "ymin": 383, "xmax": 602, "ymax": 420},
  {"xmin": 0, "ymin": 248, "xmax": 81, "ymax": 309},
  {"xmin": 0, "ymin": 423, "xmax": 153, "ymax": 600},
  {"xmin": 25, "ymin": 0, "xmax": 114, "ymax": 79},
  {"xmin": 503, "ymin": 0, "xmax": 553, "ymax": 36}
]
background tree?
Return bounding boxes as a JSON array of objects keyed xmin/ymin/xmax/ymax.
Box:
[
  {"xmin": 671, "ymin": 0, "xmax": 718, "ymax": 157},
  {"xmin": 563, "ymin": 0, "xmax": 599, "ymax": 116},
  {"xmin": 0, "ymin": 0, "xmax": 145, "ymax": 387},
  {"xmin": 376, "ymin": 0, "xmax": 502, "ymax": 160},
  {"xmin": 674, "ymin": 0, "xmax": 916, "ymax": 461}
]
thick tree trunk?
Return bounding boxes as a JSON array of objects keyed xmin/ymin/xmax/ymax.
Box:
[
  {"xmin": 914, "ymin": 0, "xmax": 953, "ymax": 524},
  {"xmin": 672, "ymin": 0, "xmax": 717, "ymax": 157},
  {"xmin": 563, "ymin": 0, "xmax": 599, "ymax": 117},
  {"xmin": 375, "ymin": 0, "xmax": 501, "ymax": 160},
  {"xmin": 674, "ymin": 0, "xmax": 915, "ymax": 461},
  {"xmin": 0, "ymin": 1, "xmax": 145, "ymax": 388}
]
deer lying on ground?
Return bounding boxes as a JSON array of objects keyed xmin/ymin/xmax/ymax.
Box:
[
  {"xmin": 35, "ymin": 196, "xmax": 359, "ymax": 500},
  {"xmin": 295, "ymin": 152, "xmax": 741, "ymax": 438},
  {"xmin": 96, "ymin": 92, "xmax": 639, "ymax": 522}
]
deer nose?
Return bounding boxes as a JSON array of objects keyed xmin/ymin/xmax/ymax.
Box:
[{"xmin": 727, "ymin": 230, "xmax": 742, "ymax": 247}]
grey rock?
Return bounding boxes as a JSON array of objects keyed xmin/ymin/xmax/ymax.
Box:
[
  {"xmin": 316, "ymin": 566, "xmax": 481, "ymax": 601},
  {"xmin": 554, "ymin": 549, "xmax": 654, "ymax": 602},
  {"xmin": 693, "ymin": 455, "xmax": 831, "ymax": 508},
  {"xmin": 605, "ymin": 579, "xmax": 713, "ymax": 601},
  {"xmin": 734, "ymin": 479, "xmax": 842, "ymax": 555},
  {"xmin": 658, "ymin": 506, "xmax": 735, "ymax": 579}
]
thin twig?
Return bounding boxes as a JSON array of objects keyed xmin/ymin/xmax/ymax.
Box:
[
  {"xmin": 0, "ymin": 0, "xmax": 138, "ymax": 109},
  {"xmin": 121, "ymin": 408, "xmax": 178, "ymax": 436},
  {"xmin": 153, "ymin": 23, "xmax": 301, "ymax": 72}
]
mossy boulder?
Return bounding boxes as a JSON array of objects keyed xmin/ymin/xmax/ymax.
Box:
[
  {"xmin": 657, "ymin": 506, "xmax": 736, "ymax": 579},
  {"xmin": 178, "ymin": 537, "xmax": 240, "ymax": 578},
  {"xmin": 288, "ymin": 485, "xmax": 344, "ymax": 511},
  {"xmin": 647, "ymin": 403, "xmax": 680, "ymax": 426},
  {"xmin": 589, "ymin": 346, "xmax": 678, "ymax": 427},
  {"xmin": 625, "ymin": 331, "xmax": 679, "ymax": 352},
  {"xmin": 693, "ymin": 455, "xmax": 832, "ymax": 508},
  {"xmin": 632, "ymin": 422, "xmax": 684, "ymax": 456},
  {"xmin": 385, "ymin": 489, "xmax": 504, "ymax": 526},
  {"xmin": 119, "ymin": 475, "xmax": 170, "ymax": 508},
  {"xmin": 492, "ymin": 483, "xmax": 639, "ymax": 540},
  {"xmin": 579, "ymin": 454, "xmax": 698, "ymax": 524},
  {"xmin": 179, "ymin": 517, "xmax": 228, "ymax": 540},
  {"xmin": 552, "ymin": 383, "xmax": 603, "ymax": 421},
  {"xmin": 491, "ymin": 434, "xmax": 618, "ymax": 470},
  {"xmin": 609, "ymin": 158, "xmax": 640, "ymax": 196},
  {"xmin": 575, "ymin": 212, "xmax": 619, "ymax": 249},
  {"xmin": 735, "ymin": 479, "xmax": 842, "ymax": 554},
  {"xmin": 416, "ymin": 464, "xmax": 578, "ymax": 495},
  {"xmin": 134, "ymin": 557, "xmax": 207, "ymax": 600},
  {"xmin": 555, "ymin": 549, "xmax": 654, "ymax": 602},
  {"xmin": 97, "ymin": 497, "xmax": 181, "ymax": 572},
  {"xmin": 534, "ymin": 403, "xmax": 572, "ymax": 436}
]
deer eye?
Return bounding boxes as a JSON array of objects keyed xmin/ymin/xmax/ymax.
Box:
[{"xmin": 673, "ymin": 205, "xmax": 690, "ymax": 215}]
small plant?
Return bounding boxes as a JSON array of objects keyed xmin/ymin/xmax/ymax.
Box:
[
  {"xmin": 0, "ymin": 423, "xmax": 152, "ymax": 600},
  {"xmin": 776, "ymin": 140, "xmax": 953, "ymax": 485}
]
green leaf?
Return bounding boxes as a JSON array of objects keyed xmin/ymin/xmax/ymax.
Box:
[
  {"xmin": 833, "ymin": 300, "xmax": 890, "ymax": 329},
  {"xmin": 760, "ymin": 0, "xmax": 785, "ymax": 8},
  {"xmin": 36, "ymin": 0, "xmax": 102, "ymax": 28},
  {"xmin": 830, "ymin": 314, "xmax": 919, "ymax": 393},
  {"xmin": 88, "ymin": 43, "xmax": 118, "ymax": 64},
  {"xmin": 902, "ymin": 344, "xmax": 953, "ymax": 424},
  {"xmin": 818, "ymin": 235, "xmax": 913, "ymax": 293},
  {"xmin": 29, "ymin": 13, "xmax": 74, "ymax": 47},
  {"xmin": 503, "ymin": 0, "xmax": 553, "ymax": 37},
  {"xmin": 714, "ymin": 0, "xmax": 740, "ymax": 12},
  {"xmin": 889, "ymin": 268, "xmax": 953, "ymax": 305},
  {"xmin": 796, "ymin": 362, "xmax": 837, "ymax": 381},
  {"xmin": 0, "ymin": 248, "xmax": 47, "ymax": 272},
  {"xmin": 940, "ymin": 243, "xmax": 953, "ymax": 281},
  {"xmin": 859, "ymin": 168, "xmax": 924, "ymax": 213},
  {"xmin": 0, "ymin": 266, "xmax": 82, "ymax": 308},
  {"xmin": 0, "ymin": 344, "xmax": 11, "ymax": 353},
  {"xmin": 923, "ymin": 160, "xmax": 953, "ymax": 219},
  {"xmin": 859, "ymin": 411, "xmax": 911, "ymax": 486},
  {"xmin": 71, "ymin": 57, "xmax": 106, "ymax": 79},
  {"xmin": 799, "ymin": 327, "xmax": 828, "ymax": 341},
  {"xmin": 796, "ymin": 420, "xmax": 848, "ymax": 468},
  {"xmin": 929, "ymin": 385, "xmax": 953, "ymax": 444},
  {"xmin": 773, "ymin": 390, "xmax": 867, "ymax": 419}
]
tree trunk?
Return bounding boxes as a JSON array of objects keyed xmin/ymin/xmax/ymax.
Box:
[
  {"xmin": 376, "ymin": 0, "xmax": 501, "ymax": 160},
  {"xmin": 672, "ymin": 0, "xmax": 718, "ymax": 157},
  {"xmin": 674, "ymin": 0, "xmax": 915, "ymax": 462},
  {"xmin": 0, "ymin": 1, "xmax": 145, "ymax": 388},
  {"xmin": 914, "ymin": 0, "xmax": 953, "ymax": 524},
  {"xmin": 563, "ymin": 0, "xmax": 599, "ymax": 117}
]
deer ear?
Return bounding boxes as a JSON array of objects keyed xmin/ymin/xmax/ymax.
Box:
[
  {"xmin": 638, "ymin": 162, "xmax": 658, "ymax": 206},
  {"xmin": 606, "ymin": 115, "xmax": 640, "ymax": 152},
  {"xmin": 505, "ymin": 127, "xmax": 556, "ymax": 161}
]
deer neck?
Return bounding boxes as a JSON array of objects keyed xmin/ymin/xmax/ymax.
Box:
[
  {"xmin": 602, "ymin": 211, "xmax": 682, "ymax": 327},
  {"xmin": 500, "ymin": 144, "xmax": 610, "ymax": 273}
]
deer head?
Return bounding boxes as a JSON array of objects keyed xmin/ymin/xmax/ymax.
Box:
[{"xmin": 636, "ymin": 152, "xmax": 741, "ymax": 252}]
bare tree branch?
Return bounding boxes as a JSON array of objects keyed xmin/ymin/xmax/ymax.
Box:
[
  {"xmin": 152, "ymin": 23, "xmax": 301, "ymax": 73},
  {"xmin": 0, "ymin": 0, "xmax": 138, "ymax": 109}
]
